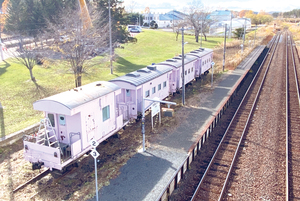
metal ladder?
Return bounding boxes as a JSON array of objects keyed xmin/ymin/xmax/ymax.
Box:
[{"xmin": 36, "ymin": 118, "xmax": 62, "ymax": 154}]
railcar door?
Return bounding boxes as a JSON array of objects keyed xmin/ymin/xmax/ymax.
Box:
[
  {"xmin": 47, "ymin": 113, "xmax": 57, "ymax": 140},
  {"xmin": 86, "ymin": 113, "xmax": 95, "ymax": 142},
  {"xmin": 137, "ymin": 88, "xmax": 142, "ymax": 112},
  {"xmin": 57, "ymin": 114, "xmax": 68, "ymax": 144}
]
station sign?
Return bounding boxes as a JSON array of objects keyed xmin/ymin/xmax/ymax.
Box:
[
  {"xmin": 90, "ymin": 149, "xmax": 100, "ymax": 159},
  {"xmin": 151, "ymin": 102, "xmax": 160, "ymax": 117},
  {"xmin": 90, "ymin": 139, "xmax": 99, "ymax": 148}
]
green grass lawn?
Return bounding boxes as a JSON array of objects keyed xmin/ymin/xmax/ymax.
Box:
[{"xmin": 0, "ymin": 29, "xmax": 225, "ymax": 136}]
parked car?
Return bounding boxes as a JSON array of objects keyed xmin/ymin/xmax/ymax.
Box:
[
  {"xmin": 130, "ymin": 28, "xmax": 140, "ymax": 33},
  {"xmin": 128, "ymin": 25, "xmax": 142, "ymax": 32}
]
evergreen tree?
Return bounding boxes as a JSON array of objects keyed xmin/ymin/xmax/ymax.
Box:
[
  {"xmin": 22, "ymin": 0, "xmax": 46, "ymax": 38},
  {"xmin": 96, "ymin": 0, "xmax": 130, "ymax": 43},
  {"xmin": 5, "ymin": 0, "xmax": 25, "ymax": 35},
  {"xmin": 40, "ymin": 0, "xmax": 77, "ymax": 25},
  {"xmin": 127, "ymin": 12, "xmax": 143, "ymax": 26},
  {"xmin": 5, "ymin": 0, "xmax": 77, "ymax": 37}
]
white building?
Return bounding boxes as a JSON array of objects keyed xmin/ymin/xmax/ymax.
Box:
[{"xmin": 143, "ymin": 10, "xmax": 186, "ymax": 28}]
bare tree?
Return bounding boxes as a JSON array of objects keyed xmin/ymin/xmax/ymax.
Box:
[
  {"xmin": 7, "ymin": 41, "xmax": 45, "ymax": 83},
  {"xmin": 126, "ymin": 1, "xmax": 137, "ymax": 13},
  {"xmin": 173, "ymin": 21, "xmax": 188, "ymax": 41},
  {"xmin": 46, "ymin": 7, "xmax": 109, "ymax": 87},
  {"xmin": 185, "ymin": 1, "xmax": 212, "ymax": 42}
]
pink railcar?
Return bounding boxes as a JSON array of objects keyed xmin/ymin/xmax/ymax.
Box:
[
  {"xmin": 109, "ymin": 65, "xmax": 173, "ymax": 120},
  {"xmin": 23, "ymin": 48, "xmax": 213, "ymax": 170},
  {"xmin": 23, "ymin": 81, "xmax": 126, "ymax": 170},
  {"xmin": 187, "ymin": 48, "xmax": 214, "ymax": 78}
]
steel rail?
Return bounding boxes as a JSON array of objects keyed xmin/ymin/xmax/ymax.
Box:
[
  {"xmin": 218, "ymin": 32, "xmax": 282, "ymax": 201},
  {"xmin": 13, "ymin": 168, "xmax": 50, "ymax": 193},
  {"xmin": 190, "ymin": 32, "xmax": 281, "ymax": 201},
  {"xmin": 286, "ymin": 31, "xmax": 300, "ymax": 201},
  {"xmin": 286, "ymin": 31, "xmax": 289, "ymax": 201}
]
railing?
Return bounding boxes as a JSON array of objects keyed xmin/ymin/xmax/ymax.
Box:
[{"xmin": 23, "ymin": 133, "xmax": 71, "ymax": 163}]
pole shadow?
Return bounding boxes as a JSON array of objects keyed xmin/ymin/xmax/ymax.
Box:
[{"xmin": 0, "ymin": 102, "xmax": 5, "ymax": 140}]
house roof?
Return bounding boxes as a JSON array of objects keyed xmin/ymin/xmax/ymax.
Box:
[
  {"xmin": 210, "ymin": 10, "xmax": 231, "ymax": 16},
  {"xmin": 143, "ymin": 10, "xmax": 186, "ymax": 21},
  {"xmin": 33, "ymin": 81, "xmax": 120, "ymax": 115},
  {"xmin": 159, "ymin": 14, "xmax": 182, "ymax": 21},
  {"xmin": 109, "ymin": 65, "xmax": 173, "ymax": 87},
  {"xmin": 208, "ymin": 10, "xmax": 232, "ymax": 20}
]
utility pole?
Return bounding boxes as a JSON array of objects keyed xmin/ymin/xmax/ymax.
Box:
[
  {"xmin": 181, "ymin": 27, "xmax": 185, "ymax": 105},
  {"xmin": 0, "ymin": 38, "xmax": 4, "ymax": 61},
  {"xmin": 254, "ymin": 24, "xmax": 257, "ymax": 46},
  {"xmin": 223, "ymin": 24, "xmax": 227, "ymax": 72},
  {"xmin": 229, "ymin": 11, "xmax": 232, "ymax": 39},
  {"xmin": 172, "ymin": 10, "xmax": 174, "ymax": 32},
  {"xmin": 109, "ymin": 0, "xmax": 113, "ymax": 74},
  {"xmin": 200, "ymin": 18, "xmax": 203, "ymax": 48},
  {"xmin": 242, "ymin": 18, "xmax": 246, "ymax": 53}
]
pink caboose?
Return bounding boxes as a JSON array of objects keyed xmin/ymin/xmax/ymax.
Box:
[
  {"xmin": 157, "ymin": 54, "xmax": 198, "ymax": 93},
  {"xmin": 187, "ymin": 48, "xmax": 213, "ymax": 78},
  {"xmin": 23, "ymin": 81, "xmax": 125, "ymax": 170},
  {"xmin": 110, "ymin": 65, "xmax": 173, "ymax": 120}
]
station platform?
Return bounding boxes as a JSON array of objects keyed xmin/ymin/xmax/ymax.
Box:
[{"xmin": 89, "ymin": 45, "xmax": 266, "ymax": 201}]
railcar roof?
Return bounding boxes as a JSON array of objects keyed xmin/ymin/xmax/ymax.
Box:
[
  {"xmin": 158, "ymin": 54, "xmax": 198, "ymax": 68},
  {"xmin": 186, "ymin": 48, "xmax": 213, "ymax": 58},
  {"xmin": 109, "ymin": 65, "xmax": 173, "ymax": 87},
  {"xmin": 34, "ymin": 81, "xmax": 120, "ymax": 111}
]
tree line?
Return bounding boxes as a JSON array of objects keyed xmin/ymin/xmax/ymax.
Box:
[{"xmin": 1, "ymin": 0, "xmax": 278, "ymax": 88}]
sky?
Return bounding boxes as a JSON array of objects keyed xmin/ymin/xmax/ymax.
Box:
[{"xmin": 122, "ymin": 0, "xmax": 300, "ymax": 13}]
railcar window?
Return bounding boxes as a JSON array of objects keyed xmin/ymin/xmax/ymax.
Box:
[
  {"xmin": 59, "ymin": 115, "xmax": 66, "ymax": 126},
  {"xmin": 188, "ymin": 69, "xmax": 190, "ymax": 74},
  {"xmin": 102, "ymin": 105, "xmax": 110, "ymax": 122},
  {"xmin": 158, "ymin": 84, "xmax": 161, "ymax": 91},
  {"xmin": 192, "ymin": 67, "xmax": 193, "ymax": 72},
  {"xmin": 145, "ymin": 90, "xmax": 150, "ymax": 97},
  {"xmin": 152, "ymin": 87, "xmax": 156, "ymax": 94},
  {"xmin": 185, "ymin": 70, "xmax": 187, "ymax": 75},
  {"xmin": 48, "ymin": 113, "xmax": 55, "ymax": 127},
  {"xmin": 126, "ymin": 89, "xmax": 131, "ymax": 97},
  {"xmin": 163, "ymin": 81, "xmax": 167, "ymax": 88}
]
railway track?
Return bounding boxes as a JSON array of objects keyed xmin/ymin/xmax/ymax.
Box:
[
  {"xmin": 189, "ymin": 33, "xmax": 281, "ymax": 200},
  {"xmin": 286, "ymin": 32, "xmax": 300, "ymax": 200},
  {"xmin": 12, "ymin": 163, "xmax": 79, "ymax": 199},
  {"xmin": 12, "ymin": 168, "xmax": 50, "ymax": 193}
]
